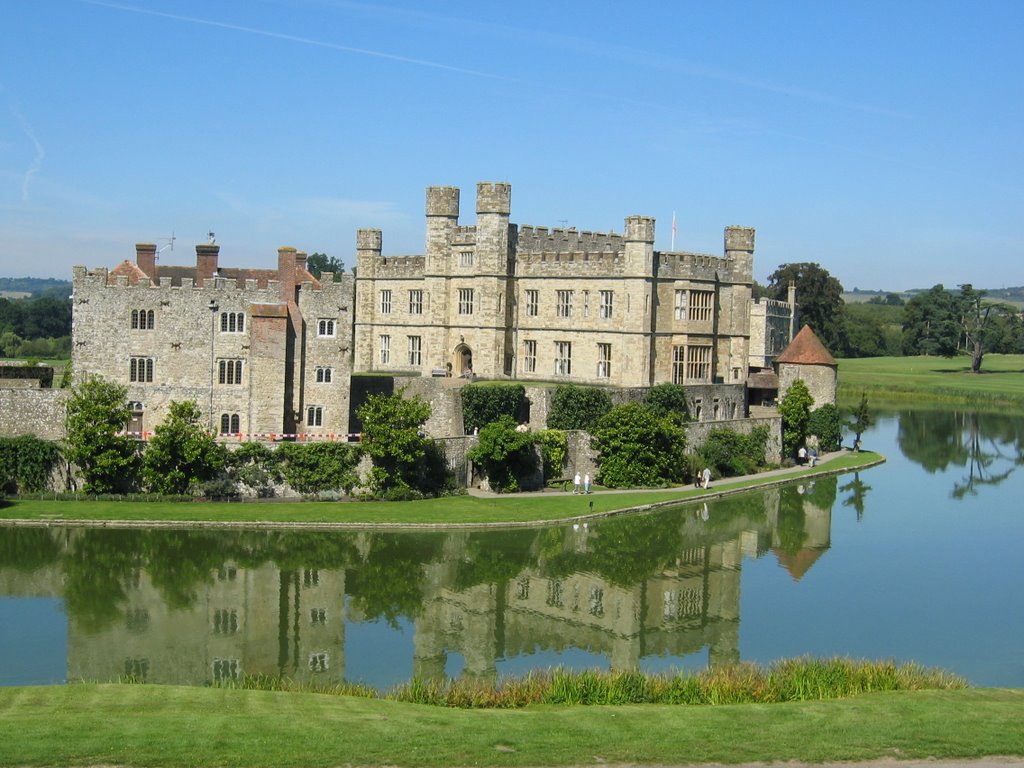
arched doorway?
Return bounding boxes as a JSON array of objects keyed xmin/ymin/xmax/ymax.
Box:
[{"xmin": 454, "ymin": 344, "xmax": 473, "ymax": 378}]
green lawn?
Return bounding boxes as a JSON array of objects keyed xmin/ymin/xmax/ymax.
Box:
[
  {"xmin": 0, "ymin": 684, "xmax": 1020, "ymax": 767},
  {"xmin": 838, "ymin": 353, "xmax": 1024, "ymax": 405},
  {"xmin": 0, "ymin": 452, "xmax": 882, "ymax": 526}
]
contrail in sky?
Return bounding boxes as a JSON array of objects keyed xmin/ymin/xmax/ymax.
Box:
[
  {"xmin": 10, "ymin": 104, "xmax": 45, "ymax": 202},
  {"xmin": 79, "ymin": 0, "xmax": 525, "ymax": 84}
]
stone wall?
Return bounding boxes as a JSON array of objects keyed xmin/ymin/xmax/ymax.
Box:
[
  {"xmin": 0, "ymin": 388, "xmax": 68, "ymax": 440},
  {"xmin": 684, "ymin": 415, "xmax": 783, "ymax": 465}
]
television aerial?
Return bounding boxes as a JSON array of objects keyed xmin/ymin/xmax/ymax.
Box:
[{"xmin": 156, "ymin": 232, "xmax": 175, "ymax": 262}]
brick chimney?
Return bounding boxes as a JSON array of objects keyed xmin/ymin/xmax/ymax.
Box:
[
  {"xmin": 295, "ymin": 250, "xmax": 308, "ymax": 275},
  {"xmin": 196, "ymin": 243, "xmax": 220, "ymax": 283},
  {"xmin": 277, "ymin": 246, "xmax": 298, "ymax": 303},
  {"xmin": 135, "ymin": 243, "xmax": 157, "ymax": 279}
]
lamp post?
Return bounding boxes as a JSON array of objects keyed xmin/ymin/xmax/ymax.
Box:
[{"xmin": 208, "ymin": 299, "xmax": 219, "ymax": 432}]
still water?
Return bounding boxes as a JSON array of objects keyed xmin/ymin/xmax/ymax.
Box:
[{"xmin": 1, "ymin": 408, "xmax": 1022, "ymax": 689}]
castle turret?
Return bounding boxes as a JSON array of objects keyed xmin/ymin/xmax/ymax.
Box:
[
  {"xmin": 425, "ymin": 186, "xmax": 460, "ymax": 274},
  {"xmin": 475, "ymin": 182, "xmax": 512, "ymax": 274},
  {"xmin": 355, "ymin": 228, "xmax": 382, "ymax": 279},
  {"xmin": 136, "ymin": 243, "xmax": 157, "ymax": 280},
  {"xmin": 624, "ymin": 215, "xmax": 655, "ymax": 275},
  {"xmin": 724, "ymin": 226, "xmax": 755, "ymax": 283},
  {"xmin": 196, "ymin": 243, "xmax": 220, "ymax": 284}
]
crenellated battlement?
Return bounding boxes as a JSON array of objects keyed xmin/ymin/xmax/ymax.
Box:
[
  {"xmin": 426, "ymin": 186, "xmax": 460, "ymax": 218},
  {"xmin": 370, "ymin": 255, "xmax": 426, "ymax": 278},
  {"xmin": 476, "ymin": 181, "xmax": 511, "ymax": 215},
  {"xmin": 516, "ymin": 225, "xmax": 624, "ymax": 255},
  {"xmin": 515, "ymin": 249, "xmax": 627, "ymax": 277},
  {"xmin": 656, "ymin": 251, "xmax": 733, "ymax": 280}
]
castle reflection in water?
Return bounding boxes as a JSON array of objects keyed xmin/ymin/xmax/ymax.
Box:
[{"xmin": 0, "ymin": 480, "xmax": 836, "ymax": 688}]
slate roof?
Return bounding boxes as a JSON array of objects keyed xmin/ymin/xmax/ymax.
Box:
[{"xmin": 774, "ymin": 324, "xmax": 836, "ymax": 366}]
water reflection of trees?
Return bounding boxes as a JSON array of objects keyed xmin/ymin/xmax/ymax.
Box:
[{"xmin": 898, "ymin": 410, "xmax": 1024, "ymax": 498}]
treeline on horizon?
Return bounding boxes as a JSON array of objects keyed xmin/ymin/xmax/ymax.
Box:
[{"xmin": 0, "ymin": 278, "xmax": 72, "ymax": 360}]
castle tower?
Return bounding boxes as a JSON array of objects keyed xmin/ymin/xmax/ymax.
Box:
[
  {"xmin": 424, "ymin": 186, "xmax": 460, "ymax": 275},
  {"xmin": 624, "ymin": 215, "xmax": 655, "ymax": 275},
  {"xmin": 355, "ymin": 228, "xmax": 382, "ymax": 279},
  {"xmin": 474, "ymin": 182, "xmax": 512, "ymax": 275},
  {"xmin": 724, "ymin": 226, "xmax": 755, "ymax": 283}
]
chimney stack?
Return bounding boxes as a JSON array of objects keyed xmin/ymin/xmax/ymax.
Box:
[{"xmin": 135, "ymin": 243, "xmax": 157, "ymax": 279}]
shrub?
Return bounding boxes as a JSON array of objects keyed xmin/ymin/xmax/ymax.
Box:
[
  {"xmin": 533, "ymin": 429, "xmax": 567, "ymax": 481},
  {"xmin": 63, "ymin": 376, "xmax": 140, "ymax": 494},
  {"xmin": 224, "ymin": 441, "xmax": 283, "ymax": 497},
  {"xmin": 357, "ymin": 391, "xmax": 432, "ymax": 493},
  {"xmin": 0, "ymin": 435, "xmax": 62, "ymax": 493},
  {"xmin": 697, "ymin": 426, "xmax": 770, "ymax": 478},
  {"xmin": 467, "ymin": 415, "xmax": 538, "ymax": 492},
  {"xmin": 277, "ymin": 442, "xmax": 361, "ymax": 496},
  {"xmin": 808, "ymin": 403, "xmax": 842, "ymax": 451},
  {"xmin": 142, "ymin": 400, "xmax": 225, "ymax": 495},
  {"xmin": 591, "ymin": 403, "xmax": 687, "ymax": 487},
  {"xmin": 778, "ymin": 379, "xmax": 814, "ymax": 458},
  {"xmin": 547, "ymin": 385, "xmax": 612, "ymax": 431},
  {"xmin": 643, "ymin": 383, "xmax": 689, "ymax": 423},
  {"xmin": 461, "ymin": 384, "xmax": 526, "ymax": 434}
]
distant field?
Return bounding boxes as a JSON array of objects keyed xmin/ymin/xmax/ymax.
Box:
[{"xmin": 838, "ymin": 354, "xmax": 1024, "ymax": 404}]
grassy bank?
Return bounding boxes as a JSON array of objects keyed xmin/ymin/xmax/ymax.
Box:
[
  {"xmin": 1, "ymin": 683, "xmax": 1020, "ymax": 767},
  {"xmin": 0, "ymin": 451, "xmax": 883, "ymax": 527},
  {"xmin": 838, "ymin": 353, "xmax": 1024, "ymax": 405}
]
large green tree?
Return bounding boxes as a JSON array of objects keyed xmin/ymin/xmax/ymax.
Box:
[
  {"xmin": 305, "ymin": 252, "xmax": 345, "ymax": 280},
  {"xmin": 357, "ymin": 390, "xmax": 432, "ymax": 493},
  {"xmin": 142, "ymin": 400, "xmax": 224, "ymax": 495},
  {"xmin": 63, "ymin": 376, "xmax": 140, "ymax": 494},
  {"xmin": 901, "ymin": 284, "xmax": 960, "ymax": 357},
  {"xmin": 766, "ymin": 263, "xmax": 846, "ymax": 353},
  {"xmin": 778, "ymin": 379, "xmax": 814, "ymax": 459},
  {"xmin": 591, "ymin": 403, "xmax": 687, "ymax": 488}
]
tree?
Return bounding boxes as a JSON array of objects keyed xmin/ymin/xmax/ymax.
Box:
[
  {"xmin": 467, "ymin": 415, "xmax": 538, "ymax": 492},
  {"xmin": 901, "ymin": 284, "xmax": 960, "ymax": 356},
  {"xmin": 808, "ymin": 403, "xmax": 842, "ymax": 451},
  {"xmin": 777, "ymin": 379, "xmax": 814, "ymax": 459},
  {"xmin": 766, "ymin": 262, "xmax": 846, "ymax": 353},
  {"xmin": 306, "ymin": 252, "xmax": 345, "ymax": 280},
  {"xmin": 142, "ymin": 400, "xmax": 224, "ymax": 495},
  {"xmin": 643, "ymin": 383, "xmax": 689, "ymax": 423},
  {"xmin": 547, "ymin": 385, "xmax": 612, "ymax": 431},
  {"xmin": 63, "ymin": 376, "xmax": 140, "ymax": 494},
  {"xmin": 357, "ymin": 390, "xmax": 432, "ymax": 494},
  {"xmin": 591, "ymin": 403, "xmax": 687, "ymax": 488},
  {"xmin": 846, "ymin": 393, "xmax": 873, "ymax": 451},
  {"xmin": 956, "ymin": 284, "xmax": 1015, "ymax": 373}
]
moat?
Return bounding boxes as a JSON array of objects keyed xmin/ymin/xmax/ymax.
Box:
[{"xmin": 1, "ymin": 406, "xmax": 1022, "ymax": 688}]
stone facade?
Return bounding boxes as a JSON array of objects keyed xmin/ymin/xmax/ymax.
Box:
[
  {"xmin": 355, "ymin": 183, "xmax": 768, "ymax": 389},
  {"xmin": 71, "ymin": 243, "xmax": 355, "ymax": 439}
]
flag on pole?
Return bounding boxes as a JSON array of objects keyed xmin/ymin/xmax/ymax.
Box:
[{"xmin": 671, "ymin": 211, "xmax": 677, "ymax": 251}]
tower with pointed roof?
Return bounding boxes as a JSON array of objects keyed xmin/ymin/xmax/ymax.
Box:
[{"xmin": 774, "ymin": 325, "xmax": 837, "ymax": 409}]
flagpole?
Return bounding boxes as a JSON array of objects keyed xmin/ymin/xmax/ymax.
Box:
[{"xmin": 671, "ymin": 211, "xmax": 677, "ymax": 251}]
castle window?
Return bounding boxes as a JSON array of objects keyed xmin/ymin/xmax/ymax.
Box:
[
  {"xmin": 379, "ymin": 334, "xmax": 390, "ymax": 364},
  {"xmin": 212, "ymin": 658, "xmax": 240, "ymax": 683},
  {"xmin": 597, "ymin": 343, "xmax": 611, "ymax": 379},
  {"xmin": 213, "ymin": 608, "xmax": 238, "ymax": 635},
  {"xmin": 459, "ymin": 251, "xmax": 474, "ymax": 267},
  {"xmin": 220, "ymin": 312, "xmax": 245, "ymax": 333},
  {"xmin": 316, "ymin": 366, "xmax": 333, "ymax": 383},
  {"xmin": 458, "ymin": 288, "xmax": 474, "ymax": 315},
  {"xmin": 407, "ymin": 335, "xmax": 422, "ymax": 366},
  {"xmin": 554, "ymin": 341, "xmax": 572, "ymax": 376},
  {"xmin": 599, "ymin": 290, "xmax": 614, "ymax": 319},
  {"xmin": 310, "ymin": 608, "xmax": 327, "ymax": 626},
  {"xmin": 523, "ymin": 339, "xmax": 537, "ymax": 373},
  {"xmin": 129, "ymin": 357, "xmax": 153, "ymax": 383},
  {"xmin": 556, "ymin": 290, "xmax": 573, "ymax": 318},
  {"xmin": 306, "ymin": 406, "xmax": 323, "ymax": 427},
  {"xmin": 408, "ymin": 289, "xmax": 423, "ymax": 314},
  {"xmin": 688, "ymin": 290, "xmax": 714, "ymax": 322},
  {"xmin": 671, "ymin": 345, "xmax": 685, "ymax": 384},
  {"xmin": 131, "ymin": 309, "xmax": 155, "ymax": 330},
  {"xmin": 525, "ymin": 289, "xmax": 539, "ymax": 317},
  {"xmin": 686, "ymin": 345, "xmax": 712, "ymax": 381},
  {"xmin": 582, "ymin": 291, "xmax": 590, "ymax": 317},
  {"xmin": 380, "ymin": 289, "xmax": 392, "ymax": 314},
  {"xmin": 218, "ymin": 359, "xmax": 244, "ymax": 385},
  {"xmin": 317, "ymin": 319, "xmax": 336, "ymax": 337},
  {"xmin": 674, "ymin": 290, "xmax": 687, "ymax": 320},
  {"xmin": 309, "ymin": 652, "xmax": 329, "ymax": 673},
  {"xmin": 304, "ymin": 569, "xmax": 320, "ymax": 586},
  {"xmin": 219, "ymin": 413, "xmax": 240, "ymax": 434}
]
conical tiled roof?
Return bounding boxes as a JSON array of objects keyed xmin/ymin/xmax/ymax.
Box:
[{"xmin": 774, "ymin": 325, "xmax": 836, "ymax": 366}]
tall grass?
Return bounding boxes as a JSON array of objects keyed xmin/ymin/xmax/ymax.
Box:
[{"xmin": 214, "ymin": 658, "xmax": 966, "ymax": 708}]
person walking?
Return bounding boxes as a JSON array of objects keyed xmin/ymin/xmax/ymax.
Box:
[
  {"xmin": 701, "ymin": 467, "xmax": 711, "ymax": 489},
  {"xmin": 573, "ymin": 472, "xmax": 581, "ymax": 494},
  {"xmin": 583, "ymin": 473, "xmax": 591, "ymax": 494}
]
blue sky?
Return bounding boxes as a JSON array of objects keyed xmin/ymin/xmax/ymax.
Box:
[{"xmin": 1, "ymin": 0, "xmax": 1021, "ymax": 290}]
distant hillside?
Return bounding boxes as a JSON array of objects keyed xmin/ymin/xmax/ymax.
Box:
[
  {"xmin": 0, "ymin": 277, "xmax": 73, "ymax": 299},
  {"xmin": 845, "ymin": 286, "xmax": 1024, "ymax": 305}
]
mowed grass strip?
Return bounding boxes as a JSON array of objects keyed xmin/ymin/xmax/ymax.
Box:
[
  {"xmin": 0, "ymin": 684, "xmax": 1021, "ymax": 767},
  {"xmin": 838, "ymin": 353, "xmax": 1024, "ymax": 404},
  {"xmin": 0, "ymin": 452, "xmax": 883, "ymax": 526}
]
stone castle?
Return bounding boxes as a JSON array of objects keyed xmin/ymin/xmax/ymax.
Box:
[{"xmin": 60, "ymin": 181, "xmax": 815, "ymax": 441}]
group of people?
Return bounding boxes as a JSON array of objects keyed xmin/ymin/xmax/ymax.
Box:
[
  {"xmin": 572, "ymin": 472, "xmax": 591, "ymax": 494},
  {"xmin": 797, "ymin": 445, "xmax": 818, "ymax": 466}
]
